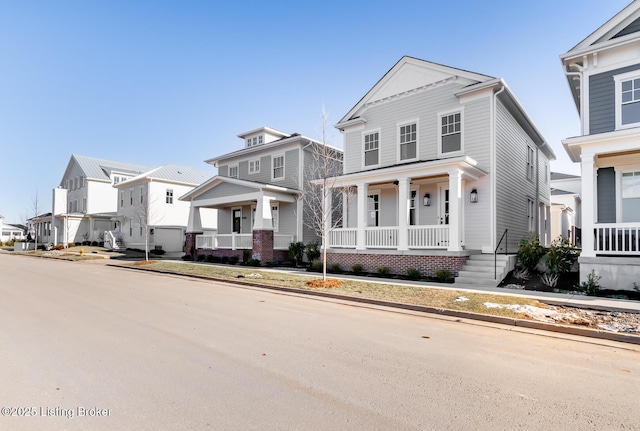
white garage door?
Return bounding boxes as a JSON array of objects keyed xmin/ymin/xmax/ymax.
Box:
[{"xmin": 154, "ymin": 228, "xmax": 184, "ymax": 252}]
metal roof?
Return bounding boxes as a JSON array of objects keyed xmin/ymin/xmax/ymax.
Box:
[{"xmin": 71, "ymin": 154, "xmax": 153, "ymax": 181}]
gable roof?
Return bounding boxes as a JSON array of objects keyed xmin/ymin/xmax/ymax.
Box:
[
  {"xmin": 61, "ymin": 154, "xmax": 152, "ymax": 185},
  {"xmin": 179, "ymin": 175, "xmax": 300, "ymax": 202},
  {"xmin": 116, "ymin": 164, "xmax": 211, "ymax": 188},
  {"xmin": 550, "ymin": 171, "xmax": 580, "ymax": 181},
  {"xmin": 336, "ymin": 56, "xmax": 495, "ymax": 127},
  {"xmin": 566, "ymin": 1, "xmax": 640, "ymax": 53}
]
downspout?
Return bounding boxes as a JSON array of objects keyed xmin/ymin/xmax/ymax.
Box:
[{"xmin": 492, "ymin": 83, "xmax": 506, "ymax": 252}]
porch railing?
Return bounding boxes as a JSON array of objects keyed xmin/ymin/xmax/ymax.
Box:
[
  {"xmin": 196, "ymin": 233, "xmax": 294, "ymax": 250},
  {"xmin": 105, "ymin": 230, "xmax": 116, "ymax": 250},
  {"xmin": 328, "ymin": 228, "xmax": 357, "ymax": 248},
  {"xmin": 274, "ymin": 235, "xmax": 294, "ymax": 250},
  {"xmin": 594, "ymin": 223, "xmax": 640, "ymax": 255},
  {"xmin": 408, "ymin": 225, "xmax": 449, "ymax": 249},
  {"xmin": 366, "ymin": 227, "xmax": 398, "ymax": 248}
]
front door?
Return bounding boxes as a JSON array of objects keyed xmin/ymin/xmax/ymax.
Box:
[
  {"xmin": 232, "ymin": 208, "xmax": 242, "ymax": 233},
  {"xmin": 438, "ymin": 185, "xmax": 449, "ymax": 225}
]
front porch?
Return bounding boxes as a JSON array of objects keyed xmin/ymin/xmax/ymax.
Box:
[
  {"xmin": 320, "ymin": 156, "xmax": 488, "ymax": 252},
  {"xmin": 195, "ymin": 232, "xmax": 294, "ymax": 251}
]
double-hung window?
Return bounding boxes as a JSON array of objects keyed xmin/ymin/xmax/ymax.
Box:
[
  {"xmin": 228, "ymin": 165, "xmax": 238, "ymax": 178},
  {"xmin": 527, "ymin": 146, "xmax": 535, "ymax": 181},
  {"xmin": 621, "ymin": 171, "xmax": 640, "ymax": 222},
  {"xmin": 440, "ymin": 112, "xmax": 461, "ymax": 154},
  {"xmin": 166, "ymin": 189, "xmax": 173, "ymax": 204},
  {"xmin": 129, "ymin": 189, "xmax": 134, "ymax": 205},
  {"xmin": 249, "ymin": 159, "xmax": 260, "ymax": 174},
  {"xmin": 364, "ymin": 132, "xmax": 379, "ymax": 167},
  {"xmin": 399, "ymin": 123, "xmax": 417, "ymax": 161},
  {"xmin": 527, "ymin": 198, "xmax": 535, "ymax": 232},
  {"xmin": 272, "ymin": 155, "xmax": 284, "ymax": 180},
  {"xmin": 616, "ymin": 71, "xmax": 640, "ymax": 129}
]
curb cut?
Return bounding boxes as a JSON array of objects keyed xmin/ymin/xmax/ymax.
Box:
[{"xmin": 110, "ymin": 264, "xmax": 640, "ymax": 346}]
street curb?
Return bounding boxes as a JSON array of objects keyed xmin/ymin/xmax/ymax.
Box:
[{"xmin": 110, "ymin": 264, "xmax": 640, "ymax": 346}]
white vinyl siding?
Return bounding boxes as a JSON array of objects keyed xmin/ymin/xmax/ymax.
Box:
[{"xmin": 363, "ymin": 131, "xmax": 380, "ymax": 167}]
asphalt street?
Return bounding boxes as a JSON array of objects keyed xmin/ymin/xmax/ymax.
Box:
[{"xmin": 1, "ymin": 254, "xmax": 639, "ymax": 430}]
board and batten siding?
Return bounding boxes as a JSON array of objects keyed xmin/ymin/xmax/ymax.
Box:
[
  {"xmin": 495, "ymin": 99, "xmax": 539, "ymax": 252},
  {"xmin": 343, "ymin": 83, "xmax": 465, "ymax": 175},
  {"xmin": 589, "ymin": 64, "xmax": 640, "ymax": 134}
]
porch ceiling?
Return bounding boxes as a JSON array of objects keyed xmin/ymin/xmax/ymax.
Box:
[{"xmin": 319, "ymin": 156, "xmax": 487, "ymax": 187}]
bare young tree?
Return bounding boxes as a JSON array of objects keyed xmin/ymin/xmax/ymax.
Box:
[
  {"xmin": 135, "ymin": 185, "xmax": 162, "ymax": 261},
  {"xmin": 31, "ymin": 190, "xmax": 40, "ymax": 250},
  {"xmin": 302, "ymin": 107, "xmax": 352, "ymax": 281}
]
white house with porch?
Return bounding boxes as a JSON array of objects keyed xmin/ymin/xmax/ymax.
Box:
[
  {"xmin": 561, "ymin": 0, "xmax": 640, "ymax": 290},
  {"xmin": 181, "ymin": 127, "xmax": 343, "ymax": 263},
  {"xmin": 320, "ymin": 56, "xmax": 555, "ymax": 285}
]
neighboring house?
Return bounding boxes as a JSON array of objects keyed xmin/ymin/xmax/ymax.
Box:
[
  {"xmin": 561, "ymin": 1, "xmax": 640, "ymax": 290},
  {"xmin": 27, "ymin": 213, "xmax": 53, "ymax": 245},
  {"xmin": 181, "ymin": 127, "xmax": 343, "ymax": 263},
  {"xmin": 0, "ymin": 215, "xmax": 25, "ymax": 242},
  {"xmin": 51, "ymin": 155, "xmax": 152, "ymax": 246},
  {"xmin": 550, "ymin": 172, "xmax": 581, "ymax": 246},
  {"xmin": 110, "ymin": 164, "xmax": 214, "ymax": 253},
  {"xmin": 320, "ymin": 56, "xmax": 555, "ymax": 285}
]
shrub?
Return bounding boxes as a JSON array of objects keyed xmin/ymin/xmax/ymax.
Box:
[
  {"xmin": 242, "ymin": 249, "xmax": 251, "ymax": 265},
  {"xmin": 377, "ymin": 266, "xmax": 390, "ymax": 276},
  {"xmin": 205, "ymin": 255, "xmax": 215, "ymax": 263},
  {"xmin": 305, "ymin": 242, "xmax": 320, "ymax": 262},
  {"xmin": 435, "ymin": 269, "xmax": 452, "ymax": 282},
  {"xmin": 328, "ymin": 263, "xmax": 341, "ymax": 273},
  {"xmin": 211, "ymin": 255, "xmax": 221, "ymax": 263},
  {"xmin": 288, "ymin": 242, "xmax": 306, "ymax": 267},
  {"xmin": 220, "ymin": 256, "xmax": 229, "ymax": 264},
  {"xmin": 182, "ymin": 254, "xmax": 193, "ymax": 261},
  {"xmin": 150, "ymin": 249, "xmax": 165, "ymax": 255},
  {"xmin": 406, "ymin": 267, "xmax": 422, "ymax": 280},
  {"xmin": 545, "ymin": 237, "xmax": 579, "ymax": 276},
  {"xmin": 541, "ymin": 273, "xmax": 559, "ymax": 288},
  {"xmin": 196, "ymin": 254, "xmax": 206, "ymax": 262},
  {"xmin": 513, "ymin": 268, "xmax": 530, "ymax": 281},
  {"xmin": 91, "ymin": 241, "xmax": 98, "ymax": 246},
  {"xmin": 351, "ymin": 264, "xmax": 363, "ymax": 274},
  {"xmin": 248, "ymin": 258, "xmax": 261, "ymax": 267},
  {"xmin": 579, "ymin": 270, "xmax": 602, "ymax": 295},
  {"xmin": 228, "ymin": 256, "xmax": 239, "ymax": 265},
  {"xmin": 517, "ymin": 233, "xmax": 545, "ymax": 271},
  {"xmin": 310, "ymin": 259, "xmax": 323, "ymax": 272}
]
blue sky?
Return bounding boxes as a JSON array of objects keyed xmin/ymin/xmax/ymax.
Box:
[{"xmin": 0, "ymin": 0, "xmax": 631, "ymax": 224}]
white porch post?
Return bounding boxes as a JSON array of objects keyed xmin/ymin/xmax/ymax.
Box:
[
  {"xmin": 397, "ymin": 177, "xmax": 409, "ymax": 251},
  {"xmin": 448, "ymin": 169, "xmax": 463, "ymax": 252},
  {"xmin": 253, "ymin": 194, "xmax": 273, "ymax": 230},
  {"xmin": 545, "ymin": 205, "xmax": 551, "ymax": 246},
  {"xmin": 356, "ymin": 182, "xmax": 367, "ymax": 250},
  {"xmin": 324, "ymin": 187, "xmax": 332, "ymax": 247},
  {"xmin": 186, "ymin": 205, "xmax": 203, "ymax": 233},
  {"xmin": 581, "ymin": 153, "xmax": 596, "ymax": 257}
]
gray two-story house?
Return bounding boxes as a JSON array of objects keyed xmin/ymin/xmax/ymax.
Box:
[
  {"xmin": 181, "ymin": 127, "xmax": 343, "ymax": 263},
  {"xmin": 321, "ymin": 56, "xmax": 555, "ymax": 284},
  {"xmin": 561, "ymin": 1, "xmax": 640, "ymax": 290}
]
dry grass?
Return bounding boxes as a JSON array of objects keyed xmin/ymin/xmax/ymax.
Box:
[{"xmin": 124, "ymin": 261, "xmax": 546, "ymax": 319}]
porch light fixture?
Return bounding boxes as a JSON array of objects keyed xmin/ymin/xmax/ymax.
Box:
[
  {"xmin": 423, "ymin": 193, "xmax": 431, "ymax": 206},
  {"xmin": 470, "ymin": 188, "xmax": 478, "ymax": 203}
]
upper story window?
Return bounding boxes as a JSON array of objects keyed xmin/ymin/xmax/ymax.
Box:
[
  {"xmin": 399, "ymin": 123, "xmax": 417, "ymax": 161},
  {"xmin": 129, "ymin": 189, "xmax": 134, "ymax": 205},
  {"xmin": 440, "ymin": 112, "xmax": 462, "ymax": 155},
  {"xmin": 364, "ymin": 132, "xmax": 379, "ymax": 167},
  {"xmin": 81, "ymin": 176, "xmax": 85, "ymax": 188},
  {"xmin": 120, "ymin": 191, "xmax": 124, "ymax": 208},
  {"xmin": 615, "ymin": 71, "xmax": 640, "ymax": 129},
  {"xmin": 74, "ymin": 177, "xmax": 79, "ymax": 190},
  {"xmin": 527, "ymin": 146, "xmax": 535, "ymax": 181},
  {"xmin": 249, "ymin": 159, "xmax": 260, "ymax": 174},
  {"xmin": 140, "ymin": 186, "xmax": 145, "ymax": 204},
  {"xmin": 166, "ymin": 189, "xmax": 173, "ymax": 204},
  {"xmin": 229, "ymin": 165, "xmax": 238, "ymax": 178},
  {"xmin": 246, "ymin": 135, "xmax": 264, "ymax": 147},
  {"xmin": 272, "ymin": 155, "xmax": 284, "ymax": 180}
]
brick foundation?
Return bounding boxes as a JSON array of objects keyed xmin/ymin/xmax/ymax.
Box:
[
  {"xmin": 184, "ymin": 232, "xmax": 200, "ymax": 258},
  {"xmin": 325, "ymin": 251, "xmax": 468, "ymax": 277},
  {"xmin": 189, "ymin": 230, "xmax": 289, "ymax": 265}
]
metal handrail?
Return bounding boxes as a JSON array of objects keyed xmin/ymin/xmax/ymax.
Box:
[{"xmin": 494, "ymin": 229, "xmax": 508, "ymax": 279}]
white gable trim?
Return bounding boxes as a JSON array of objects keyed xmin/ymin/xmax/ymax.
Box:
[{"xmin": 568, "ymin": 2, "xmax": 640, "ymax": 53}]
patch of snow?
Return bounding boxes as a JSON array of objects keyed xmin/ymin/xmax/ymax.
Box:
[
  {"xmin": 597, "ymin": 323, "xmax": 640, "ymax": 333},
  {"xmin": 246, "ymin": 273, "xmax": 262, "ymax": 278},
  {"xmin": 453, "ymin": 296, "xmax": 470, "ymax": 302}
]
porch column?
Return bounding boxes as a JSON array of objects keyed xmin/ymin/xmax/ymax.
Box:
[
  {"xmin": 448, "ymin": 169, "xmax": 463, "ymax": 252},
  {"xmin": 397, "ymin": 177, "xmax": 409, "ymax": 251},
  {"xmin": 186, "ymin": 205, "xmax": 203, "ymax": 233},
  {"xmin": 581, "ymin": 153, "xmax": 596, "ymax": 257},
  {"xmin": 253, "ymin": 195, "xmax": 273, "ymax": 230},
  {"xmin": 356, "ymin": 182, "xmax": 367, "ymax": 250},
  {"xmin": 545, "ymin": 205, "xmax": 551, "ymax": 246},
  {"xmin": 324, "ymin": 188, "xmax": 332, "ymax": 247}
]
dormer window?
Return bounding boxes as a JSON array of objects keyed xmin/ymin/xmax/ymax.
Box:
[{"xmin": 246, "ymin": 135, "xmax": 265, "ymax": 148}]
